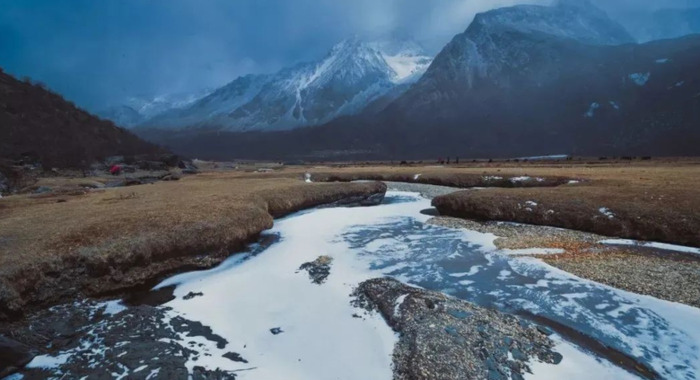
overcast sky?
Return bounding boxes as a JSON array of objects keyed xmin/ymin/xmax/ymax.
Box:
[{"xmin": 0, "ymin": 0, "xmax": 694, "ymax": 111}]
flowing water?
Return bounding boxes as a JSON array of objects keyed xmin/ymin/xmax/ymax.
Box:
[{"xmin": 26, "ymin": 192, "xmax": 700, "ymax": 380}]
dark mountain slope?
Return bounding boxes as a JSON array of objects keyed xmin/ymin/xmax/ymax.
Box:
[
  {"xmin": 0, "ymin": 70, "xmax": 163, "ymax": 168},
  {"xmin": 137, "ymin": 2, "xmax": 700, "ymax": 160},
  {"xmin": 139, "ymin": 33, "xmax": 700, "ymax": 161}
]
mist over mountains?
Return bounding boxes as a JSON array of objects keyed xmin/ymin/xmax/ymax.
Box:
[
  {"xmin": 138, "ymin": 38, "xmax": 432, "ymax": 132},
  {"xmin": 130, "ymin": 0, "xmax": 700, "ymax": 160},
  {"xmin": 612, "ymin": 7, "xmax": 700, "ymax": 43},
  {"xmin": 4, "ymin": 0, "xmax": 698, "ymax": 161}
]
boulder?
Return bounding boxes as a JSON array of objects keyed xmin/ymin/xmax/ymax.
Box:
[{"xmin": 0, "ymin": 335, "xmax": 35, "ymax": 378}]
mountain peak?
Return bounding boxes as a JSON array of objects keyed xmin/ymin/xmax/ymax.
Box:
[
  {"xmin": 140, "ymin": 37, "xmax": 433, "ymax": 132},
  {"xmin": 468, "ymin": 0, "xmax": 634, "ymax": 46}
]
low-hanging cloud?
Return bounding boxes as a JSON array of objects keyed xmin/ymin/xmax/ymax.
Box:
[{"xmin": 0, "ymin": 0, "xmax": 692, "ymax": 111}]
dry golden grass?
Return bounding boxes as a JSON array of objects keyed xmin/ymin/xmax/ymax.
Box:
[
  {"xmin": 2, "ymin": 158, "xmax": 698, "ymax": 319},
  {"xmin": 0, "ymin": 171, "xmax": 385, "ymax": 319},
  {"xmin": 414, "ymin": 163, "xmax": 700, "ymax": 247}
]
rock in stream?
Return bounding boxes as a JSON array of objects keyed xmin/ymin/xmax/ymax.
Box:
[{"xmin": 353, "ymin": 278, "xmax": 561, "ymax": 380}]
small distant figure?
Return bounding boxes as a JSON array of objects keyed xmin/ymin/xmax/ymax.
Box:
[
  {"xmin": 447, "ymin": 157, "xmax": 451, "ymax": 165},
  {"xmin": 455, "ymin": 157, "xmax": 460, "ymax": 164},
  {"xmin": 109, "ymin": 164, "xmax": 122, "ymax": 176},
  {"xmin": 304, "ymin": 173, "xmax": 312, "ymax": 183}
]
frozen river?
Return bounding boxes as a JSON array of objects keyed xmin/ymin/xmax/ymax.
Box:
[{"xmin": 25, "ymin": 192, "xmax": 700, "ymax": 380}]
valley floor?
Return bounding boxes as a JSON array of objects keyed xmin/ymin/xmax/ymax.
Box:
[{"xmin": 1, "ymin": 158, "xmax": 699, "ymax": 378}]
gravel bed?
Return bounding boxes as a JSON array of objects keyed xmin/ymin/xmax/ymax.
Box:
[
  {"xmin": 353, "ymin": 278, "xmax": 560, "ymax": 380},
  {"xmin": 430, "ymin": 216, "xmax": 700, "ymax": 309},
  {"xmin": 543, "ymin": 250, "xmax": 700, "ymax": 309},
  {"xmin": 428, "ymin": 216, "xmax": 603, "ymax": 251}
]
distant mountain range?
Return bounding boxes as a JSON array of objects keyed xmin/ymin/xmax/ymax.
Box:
[
  {"xmin": 135, "ymin": 38, "xmax": 432, "ymax": 132},
  {"xmin": 137, "ymin": 0, "xmax": 700, "ymax": 160},
  {"xmin": 97, "ymin": 89, "xmax": 213, "ymax": 128}
]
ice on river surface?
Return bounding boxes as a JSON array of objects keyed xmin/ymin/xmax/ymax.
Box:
[
  {"xmin": 74, "ymin": 192, "xmax": 700, "ymax": 379},
  {"xmin": 340, "ymin": 193, "xmax": 700, "ymax": 380}
]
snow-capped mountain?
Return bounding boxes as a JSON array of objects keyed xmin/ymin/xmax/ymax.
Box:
[
  {"xmin": 146, "ymin": 0, "xmax": 700, "ymax": 160},
  {"xmin": 99, "ymin": 88, "xmax": 213, "ymax": 127},
  {"xmin": 405, "ymin": 0, "xmax": 635, "ymax": 97},
  {"xmin": 127, "ymin": 89, "xmax": 214, "ymax": 119},
  {"xmin": 141, "ymin": 38, "xmax": 432, "ymax": 131},
  {"xmin": 97, "ymin": 105, "xmax": 143, "ymax": 128},
  {"xmin": 372, "ymin": 0, "xmax": 700, "ymax": 157}
]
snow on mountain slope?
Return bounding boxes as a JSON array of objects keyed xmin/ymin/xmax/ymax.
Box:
[
  {"xmin": 140, "ymin": 38, "xmax": 433, "ymax": 132},
  {"xmin": 406, "ymin": 0, "xmax": 635, "ymax": 96},
  {"xmin": 144, "ymin": 74, "xmax": 269, "ymax": 130},
  {"xmin": 99, "ymin": 88, "xmax": 213, "ymax": 128},
  {"xmin": 97, "ymin": 105, "xmax": 144, "ymax": 128},
  {"xmin": 369, "ymin": 39, "xmax": 433, "ymax": 83},
  {"xmin": 126, "ymin": 89, "xmax": 213, "ymax": 119}
]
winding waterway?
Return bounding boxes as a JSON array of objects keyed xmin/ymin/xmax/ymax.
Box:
[{"xmin": 24, "ymin": 191, "xmax": 700, "ymax": 380}]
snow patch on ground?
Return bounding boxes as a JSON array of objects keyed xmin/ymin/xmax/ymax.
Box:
[
  {"xmin": 500, "ymin": 248, "xmax": 566, "ymax": 256},
  {"xmin": 99, "ymin": 300, "xmax": 128, "ymax": 316},
  {"xmin": 510, "ymin": 176, "xmax": 531, "ymax": 183},
  {"xmin": 599, "ymin": 239, "xmax": 700, "ymax": 256},
  {"xmin": 628, "ymin": 73, "xmax": 650, "ymax": 86},
  {"xmin": 394, "ymin": 294, "xmax": 408, "ymax": 317},
  {"xmin": 598, "ymin": 207, "xmax": 615, "ymax": 219},
  {"xmin": 584, "ymin": 102, "xmax": 600, "ymax": 117},
  {"xmin": 156, "ymin": 192, "xmax": 446, "ymax": 380},
  {"xmin": 526, "ymin": 335, "xmax": 639, "ymax": 380},
  {"xmin": 26, "ymin": 353, "xmax": 72, "ymax": 369}
]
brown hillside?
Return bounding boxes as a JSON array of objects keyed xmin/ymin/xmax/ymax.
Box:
[{"xmin": 0, "ymin": 70, "xmax": 163, "ymax": 168}]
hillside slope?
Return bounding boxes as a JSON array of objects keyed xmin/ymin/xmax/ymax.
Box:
[{"xmin": 0, "ymin": 70, "xmax": 163, "ymax": 168}]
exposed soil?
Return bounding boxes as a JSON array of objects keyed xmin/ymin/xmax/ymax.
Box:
[{"xmin": 0, "ymin": 173, "xmax": 386, "ymax": 320}]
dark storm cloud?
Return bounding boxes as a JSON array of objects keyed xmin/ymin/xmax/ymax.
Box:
[{"xmin": 0, "ymin": 0, "xmax": 693, "ymax": 111}]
